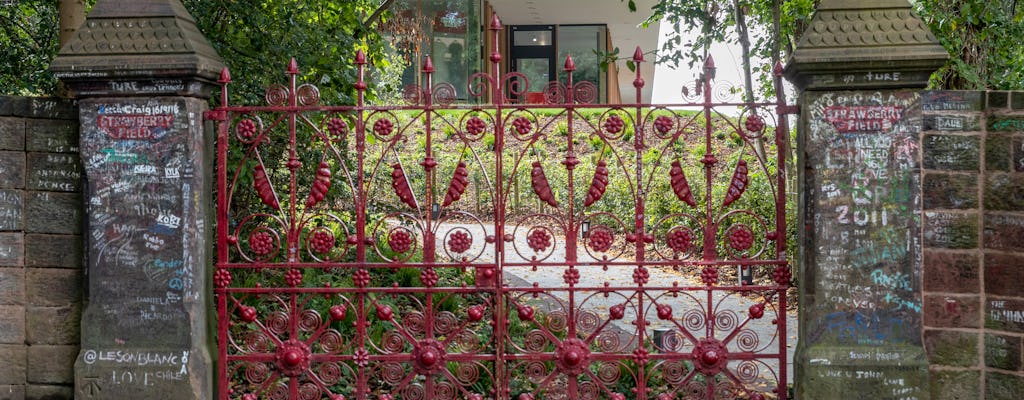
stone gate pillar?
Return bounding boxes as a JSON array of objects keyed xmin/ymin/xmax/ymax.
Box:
[
  {"xmin": 785, "ymin": 0, "xmax": 949, "ymax": 398},
  {"xmin": 50, "ymin": 0, "xmax": 223, "ymax": 398}
]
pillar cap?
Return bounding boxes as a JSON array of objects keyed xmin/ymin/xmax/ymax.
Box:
[
  {"xmin": 49, "ymin": 0, "xmax": 225, "ymax": 98},
  {"xmin": 784, "ymin": 0, "xmax": 949, "ymax": 90}
]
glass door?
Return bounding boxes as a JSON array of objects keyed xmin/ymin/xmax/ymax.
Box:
[{"xmin": 510, "ymin": 25, "xmax": 555, "ymax": 103}]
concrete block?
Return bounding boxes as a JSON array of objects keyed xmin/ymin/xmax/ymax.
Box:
[
  {"xmin": 0, "ymin": 233, "xmax": 23, "ymax": 267},
  {"xmin": 0, "ymin": 268, "xmax": 24, "ymax": 305},
  {"xmin": 24, "ymin": 235, "xmax": 81, "ymax": 269},
  {"xmin": 0, "ymin": 152, "xmax": 25, "ymax": 189},
  {"xmin": 25, "ymin": 345, "xmax": 76, "ymax": 384},
  {"xmin": 24, "ymin": 192, "xmax": 80, "ymax": 235},
  {"xmin": 0, "ymin": 345, "xmax": 26, "ymax": 384},
  {"xmin": 0, "ymin": 306, "xmax": 24, "ymax": 344},
  {"xmin": 25, "ymin": 306, "xmax": 79, "ymax": 345},
  {"xmin": 25, "ymin": 269, "xmax": 81, "ymax": 307}
]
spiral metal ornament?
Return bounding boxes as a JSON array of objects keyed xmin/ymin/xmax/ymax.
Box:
[
  {"xmin": 454, "ymin": 363, "xmax": 481, "ymax": 384},
  {"xmin": 266, "ymin": 311, "xmax": 290, "ymax": 336},
  {"xmin": 296, "ymin": 84, "xmax": 320, "ymax": 106},
  {"xmin": 735, "ymin": 360, "xmax": 761, "ymax": 383},
  {"xmin": 403, "ymin": 311, "xmax": 426, "ymax": 335},
  {"xmin": 523, "ymin": 361, "xmax": 548, "ymax": 383},
  {"xmin": 267, "ymin": 382, "xmax": 290, "ymax": 400},
  {"xmin": 736, "ymin": 329, "xmax": 760, "ymax": 352},
  {"xmin": 546, "ymin": 311, "xmax": 568, "ymax": 333},
  {"xmin": 379, "ymin": 362, "xmax": 407, "ymax": 385},
  {"xmin": 543, "ymin": 81, "xmax": 567, "ymax": 104},
  {"xmin": 401, "ymin": 384, "xmax": 426, "ymax": 400},
  {"xmin": 298, "ymin": 309, "xmax": 322, "ymax": 332},
  {"xmin": 578, "ymin": 381, "xmax": 600, "ymax": 400},
  {"xmin": 380, "ymin": 330, "xmax": 406, "ymax": 354},
  {"xmin": 596, "ymin": 362, "xmax": 622, "ymax": 384},
  {"xmin": 433, "ymin": 381, "xmax": 457, "ymax": 400},
  {"xmin": 298, "ymin": 383, "xmax": 321, "ymax": 400},
  {"xmin": 402, "ymin": 84, "xmax": 425, "ymax": 106},
  {"xmin": 435, "ymin": 311, "xmax": 458, "ymax": 335},
  {"xmin": 243, "ymin": 362, "xmax": 270, "ymax": 384},
  {"xmin": 574, "ymin": 81, "xmax": 598, "ymax": 104},
  {"xmin": 433, "ymin": 82, "xmax": 457, "ymax": 106},
  {"xmin": 661, "ymin": 360, "xmax": 688, "ymax": 384},
  {"xmin": 576, "ymin": 310, "xmax": 601, "ymax": 334},
  {"xmin": 523, "ymin": 330, "xmax": 549, "ymax": 352},
  {"xmin": 715, "ymin": 310, "xmax": 738, "ymax": 332},
  {"xmin": 265, "ymin": 84, "xmax": 289, "ymax": 106},
  {"xmin": 245, "ymin": 331, "xmax": 273, "ymax": 353},
  {"xmin": 316, "ymin": 362, "xmax": 343, "ymax": 385},
  {"xmin": 596, "ymin": 331, "xmax": 622, "ymax": 352},
  {"xmin": 683, "ymin": 309, "xmax": 706, "ymax": 332},
  {"xmin": 318, "ymin": 330, "xmax": 344, "ymax": 353}
]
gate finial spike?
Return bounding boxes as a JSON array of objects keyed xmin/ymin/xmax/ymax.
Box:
[
  {"xmin": 490, "ymin": 14, "xmax": 502, "ymax": 30},
  {"xmin": 287, "ymin": 58, "xmax": 299, "ymax": 75},
  {"xmin": 423, "ymin": 56, "xmax": 434, "ymax": 73},
  {"xmin": 773, "ymin": 61, "xmax": 784, "ymax": 77},
  {"xmin": 704, "ymin": 56, "xmax": 716, "ymax": 80},
  {"xmin": 632, "ymin": 46, "xmax": 645, "ymax": 63},
  {"xmin": 564, "ymin": 55, "xmax": 576, "ymax": 72},
  {"xmin": 355, "ymin": 49, "xmax": 367, "ymax": 65},
  {"xmin": 218, "ymin": 67, "xmax": 231, "ymax": 84}
]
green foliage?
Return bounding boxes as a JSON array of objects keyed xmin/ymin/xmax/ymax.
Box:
[
  {"xmin": 914, "ymin": 0, "xmax": 1024, "ymax": 90},
  {"xmin": 184, "ymin": 0, "xmax": 389, "ymax": 105},
  {"xmin": 0, "ymin": 0, "xmax": 91, "ymax": 95}
]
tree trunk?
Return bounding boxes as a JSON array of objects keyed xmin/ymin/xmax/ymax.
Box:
[
  {"xmin": 733, "ymin": 0, "xmax": 766, "ymax": 161},
  {"xmin": 58, "ymin": 0, "xmax": 87, "ymax": 47}
]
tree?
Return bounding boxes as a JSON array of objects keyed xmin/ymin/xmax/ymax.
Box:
[
  {"xmin": 0, "ymin": 0, "xmax": 395, "ymax": 101},
  {"xmin": 913, "ymin": 0, "xmax": 1024, "ymax": 90}
]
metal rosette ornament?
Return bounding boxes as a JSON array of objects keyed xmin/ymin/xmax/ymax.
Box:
[
  {"xmin": 505, "ymin": 111, "xmax": 541, "ymax": 141},
  {"xmin": 365, "ymin": 110, "xmax": 403, "ymax": 143},
  {"xmin": 595, "ymin": 108, "xmax": 632, "ymax": 141},
  {"xmin": 370, "ymin": 215, "xmax": 421, "ymax": 263},
  {"xmin": 229, "ymin": 213, "xmax": 287, "ymax": 263},
  {"xmin": 300, "ymin": 214, "xmax": 351, "ymax": 262},
  {"xmin": 643, "ymin": 106, "xmax": 684, "ymax": 140},
  {"xmin": 717, "ymin": 210, "xmax": 770, "ymax": 260},
  {"xmin": 509, "ymin": 216, "xmax": 560, "ymax": 262},
  {"xmin": 437, "ymin": 212, "xmax": 487, "ymax": 262},
  {"xmin": 580, "ymin": 213, "xmax": 628, "ymax": 262},
  {"xmin": 651, "ymin": 213, "xmax": 704, "ymax": 261},
  {"xmin": 736, "ymin": 106, "xmax": 776, "ymax": 141},
  {"xmin": 456, "ymin": 111, "xmax": 495, "ymax": 142},
  {"xmin": 320, "ymin": 113, "xmax": 352, "ymax": 144},
  {"xmin": 233, "ymin": 114, "xmax": 267, "ymax": 145}
]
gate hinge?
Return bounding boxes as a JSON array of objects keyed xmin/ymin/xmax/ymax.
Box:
[
  {"xmin": 776, "ymin": 105, "xmax": 800, "ymax": 115},
  {"xmin": 204, "ymin": 110, "xmax": 227, "ymax": 121}
]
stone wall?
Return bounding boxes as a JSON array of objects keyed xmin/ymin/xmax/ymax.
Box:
[
  {"xmin": 922, "ymin": 91, "xmax": 1024, "ymax": 399},
  {"xmin": 0, "ymin": 96, "xmax": 82, "ymax": 400}
]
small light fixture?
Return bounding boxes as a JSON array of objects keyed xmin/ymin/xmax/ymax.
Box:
[
  {"xmin": 431, "ymin": 203, "xmax": 441, "ymax": 219},
  {"xmin": 739, "ymin": 265, "xmax": 753, "ymax": 286},
  {"xmin": 580, "ymin": 221, "xmax": 590, "ymax": 238}
]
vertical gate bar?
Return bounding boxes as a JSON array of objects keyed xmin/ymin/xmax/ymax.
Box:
[
  {"xmin": 215, "ymin": 69, "xmax": 230, "ymax": 400},
  {"xmin": 354, "ymin": 50, "xmax": 369, "ymax": 400},
  {"xmin": 700, "ymin": 57, "xmax": 716, "ymax": 262},
  {"xmin": 286, "ymin": 61, "xmax": 301, "ymax": 400},
  {"xmin": 631, "ymin": 47, "xmax": 647, "ymax": 400},
  {"xmin": 564, "ymin": 57, "xmax": 580, "ymax": 399},
  {"xmin": 422, "ymin": 57, "xmax": 436, "ymax": 263},
  {"xmin": 773, "ymin": 61, "xmax": 790, "ymax": 400},
  {"xmin": 488, "ymin": 14, "xmax": 508, "ymax": 400}
]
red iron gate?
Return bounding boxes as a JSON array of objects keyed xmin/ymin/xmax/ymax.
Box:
[{"xmin": 210, "ymin": 16, "xmax": 794, "ymax": 400}]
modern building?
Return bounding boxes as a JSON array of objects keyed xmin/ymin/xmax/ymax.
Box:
[{"xmin": 384, "ymin": 0, "xmax": 660, "ymax": 103}]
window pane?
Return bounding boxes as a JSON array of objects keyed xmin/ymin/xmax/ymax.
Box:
[
  {"xmin": 513, "ymin": 30, "xmax": 553, "ymax": 46},
  {"xmin": 517, "ymin": 58, "xmax": 550, "ymax": 92},
  {"xmin": 557, "ymin": 25, "xmax": 607, "ymax": 103}
]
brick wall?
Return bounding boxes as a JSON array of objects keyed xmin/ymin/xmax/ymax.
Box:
[
  {"xmin": 0, "ymin": 96, "xmax": 82, "ymax": 400},
  {"xmin": 922, "ymin": 91, "xmax": 1024, "ymax": 399}
]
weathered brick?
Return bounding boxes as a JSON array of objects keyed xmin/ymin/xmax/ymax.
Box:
[
  {"xmin": 1014, "ymin": 136, "xmax": 1024, "ymax": 173},
  {"xmin": 0, "ymin": 345, "xmax": 26, "ymax": 384},
  {"xmin": 989, "ymin": 115, "xmax": 1024, "ymax": 132},
  {"xmin": 924, "ymin": 211, "xmax": 979, "ymax": 249},
  {"xmin": 987, "ymin": 371, "xmax": 1024, "ymax": 400},
  {"xmin": 985, "ymin": 333, "xmax": 1022, "ymax": 371},
  {"xmin": 985, "ymin": 253, "xmax": 1024, "ymax": 297},
  {"xmin": 25, "ymin": 153, "xmax": 80, "ymax": 193},
  {"xmin": 25, "ymin": 98, "xmax": 75, "ymax": 121},
  {"xmin": 924, "ymin": 294, "xmax": 980, "ymax": 329},
  {"xmin": 0, "ymin": 190, "xmax": 24, "ymax": 231},
  {"xmin": 0, "ymin": 233, "xmax": 23, "ymax": 267},
  {"xmin": 24, "ymin": 120, "xmax": 77, "ymax": 154},
  {"xmin": 989, "ymin": 91, "xmax": 1010, "ymax": 109},
  {"xmin": 0, "ymin": 306, "xmax": 24, "ymax": 344},
  {"xmin": 929, "ymin": 369, "xmax": 980, "ymax": 400},
  {"xmin": 923, "ymin": 134, "xmax": 980, "ymax": 171},
  {"xmin": 985, "ymin": 213, "xmax": 1024, "ymax": 251},
  {"xmin": 1013, "ymin": 92, "xmax": 1024, "ymax": 110},
  {"xmin": 0, "ymin": 152, "xmax": 25, "ymax": 189},
  {"xmin": 923, "ymin": 251, "xmax": 979, "ymax": 293},
  {"xmin": 24, "ymin": 235, "xmax": 81, "ymax": 269},
  {"xmin": 986, "ymin": 134, "xmax": 1012, "ymax": 172},
  {"xmin": 924, "ymin": 114, "xmax": 981, "ymax": 132},
  {"xmin": 25, "ymin": 306, "xmax": 79, "ymax": 346},
  {"xmin": 24, "ymin": 384, "xmax": 71, "ymax": 400},
  {"xmin": 923, "ymin": 172, "xmax": 978, "ymax": 209},
  {"xmin": 986, "ymin": 298, "xmax": 1024, "ymax": 333},
  {"xmin": 25, "ymin": 269, "xmax": 81, "ymax": 307},
  {"xmin": 24, "ymin": 192, "xmax": 80, "ymax": 235},
  {"xmin": 924, "ymin": 329, "xmax": 979, "ymax": 367},
  {"xmin": 0, "ymin": 384, "xmax": 25, "ymax": 400},
  {"xmin": 0, "ymin": 118, "xmax": 25, "ymax": 151},
  {"xmin": 985, "ymin": 173, "xmax": 1024, "ymax": 211},
  {"xmin": 0, "ymin": 268, "xmax": 24, "ymax": 305},
  {"xmin": 25, "ymin": 345, "xmax": 75, "ymax": 384}
]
